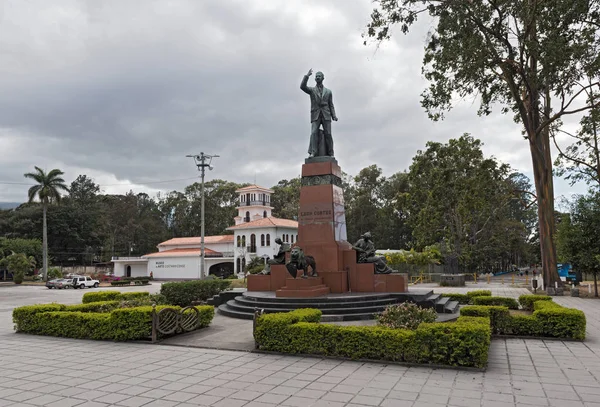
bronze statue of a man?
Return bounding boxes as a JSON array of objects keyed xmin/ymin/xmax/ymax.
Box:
[
  {"xmin": 300, "ymin": 69, "xmax": 337, "ymax": 158},
  {"xmin": 353, "ymin": 232, "xmax": 393, "ymax": 274}
]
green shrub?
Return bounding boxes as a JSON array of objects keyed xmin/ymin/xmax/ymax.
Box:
[
  {"xmin": 533, "ymin": 301, "xmax": 586, "ymax": 340},
  {"xmin": 440, "ymin": 293, "xmax": 470, "ymax": 304},
  {"xmin": 13, "ymin": 303, "xmax": 216, "ymax": 341},
  {"xmin": 518, "ymin": 294, "xmax": 552, "ymax": 311},
  {"xmin": 13, "ymin": 271, "xmax": 24, "ymax": 284},
  {"xmin": 460, "ymin": 305, "xmax": 511, "ymax": 334},
  {"xmin": 471, "ymin": 296, "xmax": 519, "ymax": 309},
  {"xmin": 82, "ymin": 291, "xmax": 122, "ymax": 303},
  {"xmin": 47, "ymin": 267, "xmax": 63, "ymax": 280},
  {"xmin": 461, "ymin": 301, "xmax": 586, "ymax": 340},
  {"xmin": 161, "ymin": 279, "xmax": 231, "ymax": 306},
  {"xmin": 64, "ymin": 301, "xmax": 120, "ymax": 313},
  {"xmin": 111, "ymin": 281, "xmax": 130, "ymax": 286},
  {"xmin": 254, "ymin": 310, "xmax": 490, "ymax": 368},
  {"xmin": 82, "ymin": 291, "xmax": 149, "ymax": 304},
  {"xmin": 466, "ymin": 290, "xmax": 492, "ymax": 298},
  {"xmin": 13, "ymin": 304, "xmax": 65, "ymax": 331},
  {"xmin": 376, "ymin": 303, "xmax": 437, "ymax": 329}
]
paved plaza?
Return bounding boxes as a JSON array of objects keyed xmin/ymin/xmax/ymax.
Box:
[{"xmin": 1, "ymin": 285, "xmax": 600, "ymax": 406}]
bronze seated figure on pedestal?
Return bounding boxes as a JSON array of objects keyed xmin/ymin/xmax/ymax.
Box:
[{"xmin": 352, "ymin": 231, "xmax": 394, "ymax": 274}]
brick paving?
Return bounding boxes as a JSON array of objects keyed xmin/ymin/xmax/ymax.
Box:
[{"xmin": 1, "ymin": 285, "xmax": 600, "ymax": 406}]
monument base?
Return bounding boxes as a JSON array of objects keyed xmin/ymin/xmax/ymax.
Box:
[{"xmin": 276, "ymin": 276, "xmax": 331, "ymax": 298}]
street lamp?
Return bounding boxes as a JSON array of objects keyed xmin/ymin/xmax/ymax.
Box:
[{"xmin": 187, "ymin": 152, "xmax": 219, "ymax": 279}]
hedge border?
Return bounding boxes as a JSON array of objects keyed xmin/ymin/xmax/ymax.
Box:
[
  {"xmin": 254, "ymin": 309, "xmax": 490, "ymax": 369},
  {"xmin": 13, "ymin": 302, "xmax": 215, "ymax": 341},
  {"xmin": 460, "ymin": 298, "xmax": 585, "ymax": 340},
  {"xmin": 82, "ymin": 291, "xmax": 150, "ymax": 304}
]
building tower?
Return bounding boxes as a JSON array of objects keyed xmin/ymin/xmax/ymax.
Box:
[{"xmin": 233, "ymin": 185, "xmax": 274, "ymax": 225}]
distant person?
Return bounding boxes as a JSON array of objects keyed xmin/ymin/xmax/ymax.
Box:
[{"xmin": 525, "ymin": 269, "xmax": 529, "ymax": 276}]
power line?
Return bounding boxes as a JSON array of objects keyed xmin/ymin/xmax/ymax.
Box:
[{"xmin": 0, "ymin": 176, "xmax": 201, "ymax": 188}]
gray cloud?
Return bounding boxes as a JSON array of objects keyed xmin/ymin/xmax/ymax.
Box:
[{"xmin": 0, "ymin": 0, "xmax": 588, "ymax": 203}]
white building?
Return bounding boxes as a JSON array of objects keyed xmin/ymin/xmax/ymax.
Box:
[{"xmin": 112, "ymin": 184, "xmax": 298, "ymax": 279}]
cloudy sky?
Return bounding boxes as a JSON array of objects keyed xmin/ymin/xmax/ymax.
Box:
[{"xmin": 0, "ymin": 0, "xmax": 587, "ymax": 204}]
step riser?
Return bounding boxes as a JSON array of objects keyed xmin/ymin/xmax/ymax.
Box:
[
  {"xmin": 241, "ymin": 291, "xmax": 434, "ymax": 304},
  {"xmin": 234, "ymin": 298, "xmax": 399, "ymax": 309},
  {"xmin": 225, "ymin": 302, "xmax": 392, "ymax": 315}
]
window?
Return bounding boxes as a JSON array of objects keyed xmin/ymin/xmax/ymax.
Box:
[
  {"xmin": 266, "ymin": 234, "xmax": 270, "ymax": 246},
  {"xmin": 296, "ymin": 234, "xmax": 298, "ymax": 242},
  {"xmin": 250, "ymin": 234, "xmax": 257, "ymax": 253},
  {"xmin": 261, "ymin": 234, "xmax": 265, "ymax": 247},
  {"xmin": 236, "ymin": 258, "xmax": 241, "ymax": 273},
  {"xmin": 242, "ymin": 236, "xmax": 246, "ymax": 247},
  {"xmin": 237, "ymin": 236, "xmax": 241, "ymax": 247},
  {"xmin": 242, "ymin": 258, "xmax": 246, "ymax": 272},
  {"xmin": 263, "ymin": 210, "xmax": 267, "ymax": 218},
  {"xmin": 291, "ymin": 234, "xmax": 294, "ymax": 244},
  {"xmin": 245, "ymin": 211, "xmax": 250, "ymax": 222}
]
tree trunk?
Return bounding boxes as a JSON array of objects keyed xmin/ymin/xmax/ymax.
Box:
[
  {"xmin": 594, "ymin": 272, "xmax": 598, "ymax": 297},
  {"xmin": 529, "ymin": 133, "xmax": 561, "ymax": 291},
  {"xmin": 43, "ymin": 202, "xmax": 48, "ymax": 282}
]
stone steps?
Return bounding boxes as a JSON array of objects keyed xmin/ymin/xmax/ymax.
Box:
[{"xmin": 217, "ymin": 290, "xmax": 460, "ymax": 321}]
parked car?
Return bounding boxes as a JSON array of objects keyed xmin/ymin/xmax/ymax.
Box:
[
  {"xmin": 71, "ymin": 276, "xmax": 100, "ymax": 289},
  {"xmin": 45, "ymin": 279, "xmax": 61, "ymax": 289},
  {"xmin": 55, "ymin": 279, "xmax": 74, "ymax": 289}
]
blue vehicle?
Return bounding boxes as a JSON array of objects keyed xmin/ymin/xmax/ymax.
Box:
[{"xmin": 558, "ymin": 263, "xmax": 577, "ymax": 282}]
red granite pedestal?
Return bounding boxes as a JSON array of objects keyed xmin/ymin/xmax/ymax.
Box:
[{"xmin": 246, "ymin": 157, "xmax": 408, "ymax": 297}]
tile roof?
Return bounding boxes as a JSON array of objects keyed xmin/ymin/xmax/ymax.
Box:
[
  {"xmin": 158, "ymin": 235, "xmax": 234, "ymax": 246},
  {"xmin": 235, "ymin": 184, "xmax": 274, "ymax": 193},
  {"xmin": 226, "ymin": 217, "xmax": 298, "ymax": 230},
  {"xmin": 143, "ymin": 248, "xmax": 224, "ymax": 258}
]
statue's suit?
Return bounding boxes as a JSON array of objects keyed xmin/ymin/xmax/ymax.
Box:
[{"xmin": 300, "ymin": 75, "xmax": 336, "ymax": 156}]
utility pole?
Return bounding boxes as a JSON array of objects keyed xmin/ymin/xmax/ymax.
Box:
[{"xmin": 187, "ymin": 152, "xmax": 219, "ymax": 279}]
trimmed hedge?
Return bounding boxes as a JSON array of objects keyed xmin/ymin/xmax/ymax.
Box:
[
  {"xmin": 460, "ymin": 300, "xmax": 586, "ymax": 340},
  {"xmin": 82, "ymin": 291, "xmax": 150, "ymax": 304},
  {"xmin": 161, "ymin": 279, "xmax": 231, "ymax": 307},
  {"xmin": 471, "ymin": 296, "xmax": 519, "ymax": 309},
  {"xmin": 254, "ymin": 309, "xmax": 490, "ymax": 368},
  {"xmin": 519, "ymin": 294, "xmax": 552, "ymax": 311},
  {"xmin": 111, "ymin": 281, "xmax": 131, "ymax": 286},
  {"xmin": 467, "ymin": 290, "xmax": 492, "ymax": 298},
  {"xmin": 13, "ymin": 303, "xmax": 215, "ymax": 341},
  {"xmin": 441, "ymin": 290, "xmax": 492, "ymax": 305}
]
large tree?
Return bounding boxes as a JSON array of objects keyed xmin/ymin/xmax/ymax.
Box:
[
  {"xmin": 406, "ymin": 134, "xmax": 530, "ymax": 272},
  {"xmin": 365, "ymin": 0, "xmax": 600, "ymax": 291},
  {"xmin": 556, "ymin": 193, "xmax": 600, "ymax": 296},
  {"xmin": 23, "ymin": 167, "xmax": 69, "ymax": 281}
]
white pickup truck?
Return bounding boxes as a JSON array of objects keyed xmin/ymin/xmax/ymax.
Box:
[{"xmin": 71, "ymin": 275, "xmax": 99, "ymax": 289}]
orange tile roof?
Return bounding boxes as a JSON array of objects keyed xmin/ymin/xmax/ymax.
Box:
[
  {"xmin": 143, "ymin": 248, "xmax": 224, "ymax": 258},
  {"xmin": 227, "ymin": 217, "xmax": 298, "ymax": 230},
  {"xmin": 158, "ymin": 235, "xmax": 234, "ymax": 246},
  {"xmin": 235, "ymin": 184, "xmax": 274, "ymax": 193}
]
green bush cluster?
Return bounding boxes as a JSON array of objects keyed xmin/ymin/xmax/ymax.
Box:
[
  {"xmin": 471, "ymin": 296, "xmax": 519, "ymax": 309},
  {"xmin": 441, "ymin": 290, "xmax": 492, "ymax": 305},
  {"xmin": 376, "ymin": 303, "xmax": 437, "ymax": 329},
  {"xmin": 518, "ymin": 294, "xmax": 552, "ymax": 311},
  {"xmin": 467, "ymin": 290, "xmax": 492, "ymax": 298},
  {"xmin": 13, "ymin": 302, "xmax": 215, "ymax": 341},
  {"xmin": 160, "ymin": 279, "xmax": 231, "ymax": 306},
  {"xmin": 254, "ymin": 309, "xmax": 490, "ymax": 368},
  {"xmin": 460, "ymin": 299, "xmax": 586, "ymax": 340},
  {"xmin": 82, "ymin": 291, "xmax": 149, "ymax": 304},
  {"xmin": 111, "ymin": 281, "xmax": 131, "ymax": 286}
]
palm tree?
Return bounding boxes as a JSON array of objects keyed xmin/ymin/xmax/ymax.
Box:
[{"xmin": 24, "ymin": 167, "xmax": 69, "ymax": 281}]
